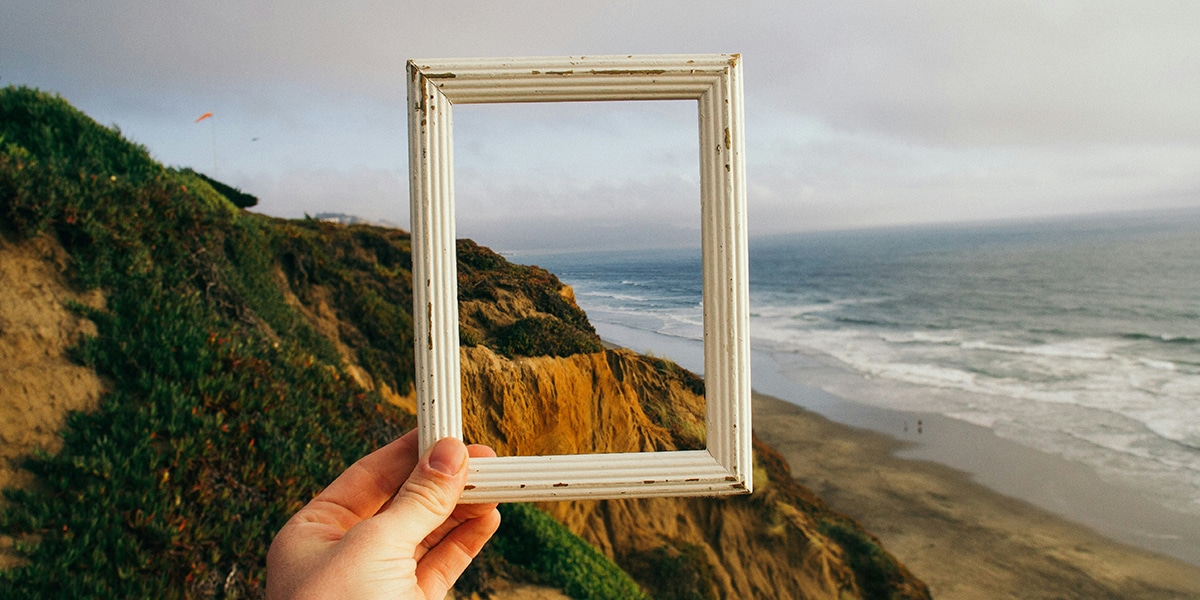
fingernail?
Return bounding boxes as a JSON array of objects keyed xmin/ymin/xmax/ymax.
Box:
[{"xmin": 429, "ymin": 438, "xmax": 467, "ymax": 475}]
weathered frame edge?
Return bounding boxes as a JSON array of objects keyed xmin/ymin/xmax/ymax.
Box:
[{"xmin": 407, "ymin": 54, "xmax": 750, "ymax": 503}]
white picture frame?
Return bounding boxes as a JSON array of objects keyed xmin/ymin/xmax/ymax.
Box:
[{"xmin": 407, "ymin": 54, "xmax": 750, "ymax": 502}]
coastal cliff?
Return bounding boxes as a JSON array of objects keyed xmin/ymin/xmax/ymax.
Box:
[
  {"xmin": 460, "ymin": 345, "xmax": 868, "ymax": 599},
  {"xmin": 0, "ymin": 86, "xmax": 929, "ymax": 598},
  {"xmin": 273, "ymin": 231, "xmax": 928, "ymax": 598}
]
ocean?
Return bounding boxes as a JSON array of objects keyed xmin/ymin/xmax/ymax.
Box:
[{"xmin": 515, "ymin": 208, "xmax": 1200, "ymax": 520}]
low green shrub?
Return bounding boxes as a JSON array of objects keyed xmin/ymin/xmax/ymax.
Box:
[
  {"xmin": 456, "ymin": 238, "xmax": 601, "ymax": 354},
  {"xmin": 0, "ymin": 86, "xmax": 161, "ymax": 184},
  {"xmin": 491, "ymin": 503, "xmax": 649, "ymax": 600},
  {"xmin": 494, "ymin": 315, "xmax": 604, "ymax": 358},
  {"xmin": 624, "ymin": 541, "xmax": 717, "ymax": 600},
  {"xmin": 189, "ymin": 169, "xmax": 258, "ymax": 208},
  {"xmin": 819, "ymin": 519, "xmax": 910, "ymax": 600}
]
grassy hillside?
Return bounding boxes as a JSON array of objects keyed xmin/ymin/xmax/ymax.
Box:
[
  {"xmin": 0, "ymin": 86, "xmax": 641, "ymax": 598},
  {"xmin": 1, "ymin": 86, "xmax": 928, "ymax": 599}
]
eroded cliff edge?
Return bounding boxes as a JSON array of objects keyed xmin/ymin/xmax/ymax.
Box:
[
  {"xmin": 460, "ymin": 345, "xmax": 858, "ymax": 598},
  {"xmin": 264, "ymin": 223, "xmax": 931, "ymax": 597}
]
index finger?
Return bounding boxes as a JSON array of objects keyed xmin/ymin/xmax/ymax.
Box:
[{"xmin": 303, "ymin": 429, "xmax": 422, "ymax": 529}]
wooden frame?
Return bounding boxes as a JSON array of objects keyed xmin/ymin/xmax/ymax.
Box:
[{"xmin": 407, "ymin": 54, "xmax": 750, "ymax": 502}]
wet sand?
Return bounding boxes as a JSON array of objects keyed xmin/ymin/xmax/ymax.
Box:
[{"xmin": 753, "ymin": 391, "xmax": 1200, "ymax": 599}]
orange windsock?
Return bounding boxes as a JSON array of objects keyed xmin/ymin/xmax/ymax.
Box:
[{"xmin": 195, "ymin": 112, "xmax": 213, "ymax": 123}]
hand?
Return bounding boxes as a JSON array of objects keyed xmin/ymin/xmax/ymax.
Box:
[{"xmin": 266, "ymin": 430, "xmax": 500, "ymax": 599}]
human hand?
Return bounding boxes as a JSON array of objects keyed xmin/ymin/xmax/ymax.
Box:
[{"xmin": 266, "ymin": 430, "xmax": 500, "ymax": 599}]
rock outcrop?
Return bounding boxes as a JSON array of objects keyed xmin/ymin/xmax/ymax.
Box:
[
  {"xmin": 460, "ymin": 346, "xmax": 698, "ymax": 456},
  {"xmin": 459, "ymin": 344, "xmax": 896, "ymax": 599}
]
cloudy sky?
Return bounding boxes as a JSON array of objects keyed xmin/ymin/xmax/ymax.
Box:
[{"xmin": 4, "ymin": 1, "xmax": 1199, "ymax": 251}]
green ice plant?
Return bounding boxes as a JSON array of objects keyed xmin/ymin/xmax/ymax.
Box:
[{"xmin": 491, "ymin": 503, "xmax": 650, "ymax": 600}]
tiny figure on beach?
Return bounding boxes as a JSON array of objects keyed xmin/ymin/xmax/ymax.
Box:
[{"xmin": 917, "ymin": 419, "xmax": 923, "ymax": 434}]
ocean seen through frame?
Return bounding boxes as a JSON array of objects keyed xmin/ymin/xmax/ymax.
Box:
[{"xmin": 515, "ymin": 208, "xmax": 1200, "ymax": 522}]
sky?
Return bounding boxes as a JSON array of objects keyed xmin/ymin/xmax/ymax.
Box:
[{"xmin": 3, "ymin": 0, "xmax": 1200, "ymax": 251}]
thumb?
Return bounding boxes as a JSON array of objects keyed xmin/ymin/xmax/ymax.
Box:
[{"xmin": 381, "ymin": 437, "xmax": 470, "ymax": 547}]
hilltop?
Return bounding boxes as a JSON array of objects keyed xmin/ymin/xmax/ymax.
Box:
[{"xmin": 0, "ymin": 85, "xmax": 928, "ymax": 598}]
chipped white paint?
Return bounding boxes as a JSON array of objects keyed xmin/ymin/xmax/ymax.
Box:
[{"xmin": 407, "ymin": 54, "xmax": 751, "ymax": 502}]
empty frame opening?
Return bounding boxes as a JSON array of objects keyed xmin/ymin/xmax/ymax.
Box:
[
  {"xmin": 454, "ymin": 100, "xmax": 699, "ymax": 252},
  {"xmin": 453, "ymin": 100, "xmax": 706, "ymax": 457}
]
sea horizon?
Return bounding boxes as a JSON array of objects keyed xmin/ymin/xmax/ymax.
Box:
[{"xmin": 504, "ymin": 206, "xmax": 1200, "ymax": 565}]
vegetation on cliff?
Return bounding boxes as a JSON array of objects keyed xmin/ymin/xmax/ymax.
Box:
[
  {"xmin": 0, "ymin": 86, "xmax": 928, "ymax": 598},
  {"xmin": 0, "ymin": 86, "xmax": 635, "ymax": 597}
]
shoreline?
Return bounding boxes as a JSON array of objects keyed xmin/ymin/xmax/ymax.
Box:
[
  {"xmin": 748, "ymin": 346, "xmax": 1200, "ymax": 568},
  {"xmin": 752, "ymin": 390, "xmax": 1200, "ymax": 599},
  {"xmin": 594, "ymin": 327, "xmax": 1200, "ymax": 595}
]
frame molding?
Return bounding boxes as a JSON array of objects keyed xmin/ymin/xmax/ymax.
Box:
[{"xmin": 407, "ymin": 54, "xmax": 750, "ymax": 502}]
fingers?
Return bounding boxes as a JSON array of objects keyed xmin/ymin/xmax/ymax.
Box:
[
  {"xmin": 375, "ymin": 437, "xmax": 472, "ymax": 553},
  {"xmin": 405, "ymin": 442, "xmax": 501, "ymax": 598},
  {"xmin": 269, "ymin": 432, "xmax": 503, "ymax": 600},
  {"xmin": 289, "ymin": 430, "xmax": 421, "ymax": 533},
  {"xmin": 414, "ymin": 507, "xmax": 502, "ymax": 599},
  {"xmin": 411, "ymin": 442, "xmax": 498, "ymax": 562},
  {"xmin": 467, "ymin": 443, "xmax": 498, "ymax": 459}
]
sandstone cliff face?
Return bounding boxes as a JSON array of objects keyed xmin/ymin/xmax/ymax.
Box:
[
  {"xmin": 460, "ymin": 344, "xmax": 863, "ymax": 599},
  {"xmin": 460, "ymin": 346, "xmax": 697, "ymax": 456}
]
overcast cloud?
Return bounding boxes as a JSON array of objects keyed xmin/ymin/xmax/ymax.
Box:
[{"xmin": 3, "ymin": 0, "xmax": 1199, "ymax": 250}]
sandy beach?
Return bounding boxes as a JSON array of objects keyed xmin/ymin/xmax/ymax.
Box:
[
  {"xmin": 753, "ymin": 391, "xmax": 1200, "ymax": 599},
  {"xmin": 597, "ymin": 330, "xmax": 1200, "ymax": 597}
]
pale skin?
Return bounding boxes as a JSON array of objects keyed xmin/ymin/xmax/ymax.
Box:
[{"xmin": 266, "ymin": 430, "xmax": 501, "ymax": 599}]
